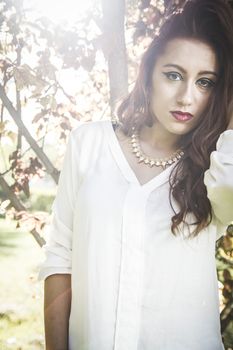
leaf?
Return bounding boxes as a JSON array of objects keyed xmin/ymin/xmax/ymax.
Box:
[
  {"xmin": 39, "ymin": 96, "xmax": 50, "ymax": 109},
  {"xmin": 32, "ymin": 111, "xmax": 47, "ymax": 123},
  {"xmin": 13, "ymin": 64, "xmax": 47, "ymax": 91},
  {"xmin": 81, "ymin": 55, "xmax": 96, "ymax": 71},
  {"xmin": 30, "ymin": 84, "xmax": 46, "ymax": 98},
  {"xmin": 22, "ymin": 179, "xmax": 30, "ymax": 198},
  {"xmin": 222, "ymin": 235, "xmax": 233, "ymax": 253},
  {"xmin": 6, "ymin": 131, "xmax": 17, "ymax": 143},
  {"xmin": 13, "ymin": 67, "xmax": 25, "ymax": 90},
  {"xmin": 0, "ymin": 199, "xmax": 11, "ymax": 210},
  {"xmin": 60, "ymin": 122, "xmax": 70, "ymax": 130},
  {"xmin": 0, "ymin": 120, "xmax": 8, "ymax": 133},
  {"xmin": 9, "ymin": 150, "xmax": 20, "ymax": 162},
  {"xmin": 227, "ymin": 224, "xmax": 233, "ymax": 237},
  {"xmin": 49, "ymin": 95, "xmax": 57, "ymax": 112}
]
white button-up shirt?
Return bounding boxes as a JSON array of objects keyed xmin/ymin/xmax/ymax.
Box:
[{"xmin": 39, "ymin": 120, "xmax": 233, "ymax": 350}]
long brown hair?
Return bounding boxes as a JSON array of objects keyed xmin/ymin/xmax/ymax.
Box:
[{"xmin": 117, "ymin": 0, "xmax": 233, "ymax": 236}]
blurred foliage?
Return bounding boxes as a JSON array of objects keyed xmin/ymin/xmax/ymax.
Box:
[
  {"xmin": 0, "ymin": 0, "xmax": 110, "ymax": 240},
  {"xmin": 216, "ymin": 224, "xmax": 233, "ymax": 347},
  {"xmin": 29, "ymin": 192, "xmax": 54, "ymax": 212}
]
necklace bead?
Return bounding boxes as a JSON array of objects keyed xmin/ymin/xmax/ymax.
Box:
[{"xmin": 130, "ymin": 130, "xmax": 184, "ymax": 169}]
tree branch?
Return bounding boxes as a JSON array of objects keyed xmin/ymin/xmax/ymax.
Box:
[
  {"xmin": 0, "ymin": 175, "xmax": 46, "ymax": 247},
  {"xmin": 0, "ymin": 84, "xmax": 59, "ymax": 184}
]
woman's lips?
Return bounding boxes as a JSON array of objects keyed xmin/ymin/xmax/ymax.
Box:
[{"xmin": 170, "ymin": 111, "xmax": 193, "ymax": 121}]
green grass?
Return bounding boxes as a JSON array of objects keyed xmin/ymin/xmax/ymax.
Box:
[
  {"xmin": 16, "ymin": 187, "xmax": 55, "ymax": 213},
  {"xmin": 0, "ymin": 218, "xmax": 45, "ymax": 350}
]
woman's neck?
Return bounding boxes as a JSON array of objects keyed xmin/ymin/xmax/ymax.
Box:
[{"xmin": 140, "ymin": 123, "xmax": 181, "ymax": 154}]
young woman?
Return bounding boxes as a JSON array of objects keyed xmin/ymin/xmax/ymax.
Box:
[{"xmin": 39, "ymin": 1, "xmax": 233, "ymax": 349}]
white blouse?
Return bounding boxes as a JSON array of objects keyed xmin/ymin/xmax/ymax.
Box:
[{"xmin": 38, "ymin": 120, "xmax": 233, "ymax": 350}]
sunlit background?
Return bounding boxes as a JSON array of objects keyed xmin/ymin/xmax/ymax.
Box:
[{"xmin": 25, "ymin": 0, "xmax": 98, "ymax": 23}]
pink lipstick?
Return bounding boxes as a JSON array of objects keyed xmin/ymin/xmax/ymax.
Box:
[{"xmin": 170, "ymin": 111, "xmax": 193, "ymax": 121}]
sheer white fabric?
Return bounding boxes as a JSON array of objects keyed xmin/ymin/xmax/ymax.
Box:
[{"xmin": 39, "ymin": 120, "xmax": 233, "ymax": 350}]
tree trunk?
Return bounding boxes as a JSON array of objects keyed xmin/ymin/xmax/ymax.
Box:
[
  {"xmin": 0, "ymin": 85, "xmax": 59, "ymax": 184},
  {"xmin": 101, "ymin": 0, "xmax": 128, "ymax": 113}
]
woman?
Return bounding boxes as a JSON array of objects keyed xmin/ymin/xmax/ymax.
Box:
[{"xmin": 39, "ymin": 0, "xmax": 233, "ymax": 349}]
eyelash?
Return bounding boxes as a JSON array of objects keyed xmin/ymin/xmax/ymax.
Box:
[{"xmin": 162, "ymin": 72, "xmax": 215, "ymax": 89}]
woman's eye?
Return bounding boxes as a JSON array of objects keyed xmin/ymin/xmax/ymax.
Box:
[
  {"xmin": 197, "ymin": 78, "xmax": 215, "ymax": 89},
  {"xmin": 163, "ymin": 72, "xmax": 183, "ymax": 81}
]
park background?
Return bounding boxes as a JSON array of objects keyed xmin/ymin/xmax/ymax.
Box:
[{"xmin": 0, "ymin": 0, "xmax": 232, "ymax": 349}]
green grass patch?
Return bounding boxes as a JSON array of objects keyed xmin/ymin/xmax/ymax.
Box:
[
  {"xmin": 16, "ymin": 187, "xmax": 56, "ymax": 213},
  {"xmin": 0, "ymin": 218, "xmax": 45, "ymax": 350},
  {"xmin": 29, "ymin": 192, "xmax": 55, "ymax": 212}
]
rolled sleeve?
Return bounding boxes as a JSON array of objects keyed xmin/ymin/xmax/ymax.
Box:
[
  {"xmin": 204, "ymin": 130, "xmax": 233, "ymax": 229},
  {"xmin": 38, "ymin": 127, "xmax": 80, "ymax": 281}
]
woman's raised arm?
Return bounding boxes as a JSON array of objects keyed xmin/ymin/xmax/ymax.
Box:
[{"xmin": 204, "ymin": 129, "xmax": 233, "ymax": 227}]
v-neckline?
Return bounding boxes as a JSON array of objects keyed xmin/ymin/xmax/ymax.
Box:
[{"xmin": 104, "ymin": 120, "xmax": 176, "ymax": 192}]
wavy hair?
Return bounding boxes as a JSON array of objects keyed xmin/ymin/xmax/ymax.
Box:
[{"xmin": 116, "ymin": 0, "xmax": 233, "ymax": 236}]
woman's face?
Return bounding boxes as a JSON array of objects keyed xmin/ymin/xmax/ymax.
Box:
[{"xmin": 150, "ymin": 37, "xmax": 218, "ymax": 137}]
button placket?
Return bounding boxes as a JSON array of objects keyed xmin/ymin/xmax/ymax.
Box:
[{"xmin": 113, "ymin": 186, "xmax": 149, "ymax": 350}]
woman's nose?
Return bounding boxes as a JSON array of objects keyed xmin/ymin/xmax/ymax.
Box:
[{"xmin": 176, "ymin": 82, "xmax": 193, "ymax": 107}]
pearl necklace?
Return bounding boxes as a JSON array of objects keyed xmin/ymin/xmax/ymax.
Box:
[{"xmin": 130, "ymin": 131, "xmax": 184, "ymax": 169}]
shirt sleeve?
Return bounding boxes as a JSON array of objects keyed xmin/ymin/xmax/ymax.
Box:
[
  {"xmin": 204, "ymin": 130, "xmax": 233, "ymax": 234},
  {"xmin": 38, "ymin": 128, "xmax": 80, "ymax": 281}
]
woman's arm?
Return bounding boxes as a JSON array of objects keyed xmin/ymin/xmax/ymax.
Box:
[
  {"xmin": 38, "ymin": 126, "xmax": 82, "ymax": 347},
  {"xmin": 204, "ymin": 129, "xmax": 233, "ymax": 227},
  {"xmin": 44, "ymin": 274, "xmax": 71, "ymax": 350}
]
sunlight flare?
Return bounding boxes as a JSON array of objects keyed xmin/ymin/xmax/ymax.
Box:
[{"xmin": 26, "ymin": 0, "xmax": 96, "ymax": 23}]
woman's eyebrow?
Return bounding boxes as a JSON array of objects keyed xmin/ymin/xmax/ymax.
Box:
[
  {"xmin": 162, "ymin": 64, "xmax": 186, "ymax": 73},
  {"xmin": 162, "ymin": 63, "xmax": 218, "ymax": 77},
  {"xmin": 198, "ymin": 70, "xmax": 218, "ymax": 77}
]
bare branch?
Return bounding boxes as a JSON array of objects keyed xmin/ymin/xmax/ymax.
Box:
[{"xmin": 0, "ymin": 84, "xmax": 59, "ymax": 184}]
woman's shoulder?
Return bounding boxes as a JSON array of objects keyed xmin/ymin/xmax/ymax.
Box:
[
  {"xmin": 71, "ymin": 119, "xmax": 110, "ymax": 136},
  {"xmin": 70, "ymin": 119, "xmax": 112, "ymax": 145},
  {"xmin": 67, "ymin": 120, "xmax": 113, "ymax": 168}
]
